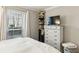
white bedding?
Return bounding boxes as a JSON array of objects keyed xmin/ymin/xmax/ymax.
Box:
[{"xmin": 0, "ymin": 37, "xmax": 60, "ymax": 53}]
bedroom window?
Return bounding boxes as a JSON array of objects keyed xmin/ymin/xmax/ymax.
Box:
[{"xmin": 7, "ymin": 9, "xmax": 26, "ymax": 39}]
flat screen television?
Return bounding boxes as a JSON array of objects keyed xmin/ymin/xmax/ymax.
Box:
[{"xmin": 48, "ymin": 15, "xmax": 61, "ymax": 25}]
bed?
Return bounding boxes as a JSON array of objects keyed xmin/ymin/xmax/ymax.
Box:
[{"xmin": 0, "ymin": 37, "xmax": 60, "ymax": 53}]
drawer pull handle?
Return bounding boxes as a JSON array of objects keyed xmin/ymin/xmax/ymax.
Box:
[
  {"xmin": 54, "ymin": 35, "xmax": 57, "ymax": 37},
  {"xmin": 54, "ymin": 39, "xmax": 57, "ymax": 41},
  {"xmin": 54, "ymin": 31, "xmax": 57, "ymax": 33},
  {"xmin": 54, "ymin": 43, "xmax": 57, "ymax": 45},
  {"xmin": 54, "ymin": 47, "xmax": 57, "ymax": 48},
  {"xmin": 46, "ymin": 34, "xmax": 48, "ymax": 35},
  {"xmin": 46, "ymin": 40, "xmax": 48, "ymax": 42}
]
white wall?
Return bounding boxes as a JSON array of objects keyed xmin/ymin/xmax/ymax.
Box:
[{"xmin": 45, "ymin": 6, "xmax": 79, "ymax": 48}]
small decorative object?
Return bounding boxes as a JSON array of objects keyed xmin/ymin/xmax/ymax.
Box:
[
  {"xmin": 48, "ymin": 15, "xmax": 61, "ymax": 25},
  {"xmin": 39, "ymin": 11, "xmax": 45, "ymax": 20}
]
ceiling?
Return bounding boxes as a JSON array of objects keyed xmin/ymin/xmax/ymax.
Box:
[{"xmin": 22, "ymin": 6, "xmax": 52, "ymax": 11}]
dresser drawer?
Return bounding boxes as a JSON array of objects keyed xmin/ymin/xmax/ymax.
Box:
[
  {"xmin": 50, "ymin": 26, "xmax": 60, "ymax": 30},
  {"xmin": 49, "ymin": 30, "xmax": 60, "ymax": 34},
  {"xmin": 45, "ymin": 30, "xmax": 50, "ymax": 34},
  {"xmin": 52, "ymin": 38, "xmax": 60, "ymax": 43},
  {"xmin": 45, "ymin": 36, "xmax": 49, "ymax": 40},
  {"xmin": 45, "ymin": 29, "xmax": 48, "ymax": 32},
  {"xmin": 45, "ymin": 39, "xmax": 51, "ymax": 45},
  {"xmin": 45, "ymin": 39, "xmax": 53, "ymax": 46},
  {"xmin": 45, "ymin": 34, "xmax": 60, "ymax": 42},
  {"xmin": 53, "ymin": 42, "xmax": 60, "ymax": 50},
  {"xmin": 49, "ymin": 35, "xmax": 60, "ymax": 40},
  {"xmin": 44, "ymin": 26, "xmax": 51, "ymax": 29},
  {"xmin": 44, "ymin": 25, "xmax": 61, "ymax": 30},
  {"xmin": 54, "ymin": 30, "xmax": 60, "ymax": 33},
  {"xmin": 46, "ymin": 40, "xmax": 60, "ymax": 50}
]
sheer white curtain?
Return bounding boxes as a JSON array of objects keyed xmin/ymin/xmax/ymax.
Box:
[
  {"xmin": 22, "ymin": 10, "xmax": 31, "ymax": 37},
  {"xmin": 0, "ymin": 8, "xmax": 8, "ymax": 40}
]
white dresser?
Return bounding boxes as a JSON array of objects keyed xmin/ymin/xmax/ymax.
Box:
[{"xmin": 44, "ymin": 25, "xmax": 63, "ymax": 51}]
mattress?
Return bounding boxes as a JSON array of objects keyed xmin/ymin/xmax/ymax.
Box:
[{"xmin": 0, "ymin": 37, "xmax": 60, "ymax": 53}]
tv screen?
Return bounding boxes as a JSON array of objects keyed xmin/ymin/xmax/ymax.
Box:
[{"xmin": 48, "ymin": 16, "xmax": 60, "ymax": 25}]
